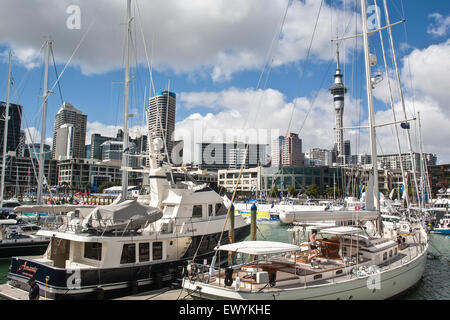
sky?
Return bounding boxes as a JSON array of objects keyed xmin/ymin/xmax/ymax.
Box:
[{"xmin": 0, "ymin": 0, "xmax": 449, "ymax": 164}]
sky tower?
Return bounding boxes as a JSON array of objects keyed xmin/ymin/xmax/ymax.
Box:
[{"xmin": 329, "ymin": 44, "xmax": 348, "ymax": 162}]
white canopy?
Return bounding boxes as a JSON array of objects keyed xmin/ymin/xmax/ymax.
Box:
[
  {"xmin": 81, "ymin": 200, "xmax": 162, "ymax": 232},
  {"xmin": 279, "ymin": 210, "xmax": 380, "ymax": 224},
  {"xmin": 0, "ymin": 219, "xmax": 17, "ymax": 225},
  {"xmin": 319, "ymin": 226, "xmax": 363, "ymax": 235},
  {"xmin": 216, "ymin": 241, "xmax": 302, "ymax": 255}
]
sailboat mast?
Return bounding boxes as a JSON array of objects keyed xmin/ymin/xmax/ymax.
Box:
[
  {"xmin": 382, "ymin": 0, "xmax": 420, "ymax": 207},
  {"xmin": 360, "ymin": 0, "xmax": 380, "ymax": 211},
  {"xmin": 0, "ymin": 51, "xmax": 12, "ymax": 207},
  {"xmin": 37, "ymin": 40, "xmax": 51, "ymax": 205},
  {"xmin": 121, "ymin": 0, "xmax": 132, "ymax": 200}
]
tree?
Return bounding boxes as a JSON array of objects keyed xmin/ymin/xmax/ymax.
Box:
[
  {"xmin": 287, "ymin": 186, "xmax": 297, "ymax": 197},
  {"xmin": 326, "ymin": 186, "xmax": 342, "ymax": 198},
  {"xmin": 305, "ymin": 184, "xmax": 320, "ymax": 198},
  {"xmin": 270, "ymin": 187, "xmax": 279, "ymax": 198}
]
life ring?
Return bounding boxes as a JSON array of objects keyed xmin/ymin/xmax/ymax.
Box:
[{"xmin": 355, "ymin": 205, "xmax": 361, "ymax": 211}]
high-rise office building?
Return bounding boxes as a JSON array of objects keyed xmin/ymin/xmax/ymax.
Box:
[
  {"xmin": 199, "ymin": 142, "xmax": 267, "ymax": 171},
  {"xmin": 0, "ymin": 102, "xmax": 22, "ymax": 154},
  {"xmin": 52, "ymin": 102, "xmax": 87, "ymax": 159},
  {"xmin": 146, "ymin": 91, "xmax": 176, "ymax": 163},
  {"xmin": 54, "ymin": 123, "xmax": 74, "ymax": 160},
  {"xmin": 271, "ymin": 133, "xmax": 304, "ymax": 167}
]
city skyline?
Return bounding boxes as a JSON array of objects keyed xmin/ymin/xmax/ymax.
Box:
[{"xmin": 0, "ymin": 0, "xmax": 448, "ymax": 164}]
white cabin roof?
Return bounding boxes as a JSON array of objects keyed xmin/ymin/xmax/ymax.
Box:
[
  {"xmin": 320, "ymin": 226, "xmax": 362, "ymax": 235},
  {"xmin": 215, "ymin": 241, "xmax": 302, "ymax": 255}
]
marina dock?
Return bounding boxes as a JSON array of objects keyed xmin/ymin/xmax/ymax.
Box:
[
  {"xmin": 0, "ymin": 282, "xmax": 192, "ymax": 300},
  {"xmin": 114, "ymin": 287, "xmax": 192, "ymax": 300},
  {"xmin": 0, "ymin": 283, "xmax": 53, "ymax": 300}
]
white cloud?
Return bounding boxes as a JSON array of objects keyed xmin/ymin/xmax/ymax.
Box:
[
  {"xmin": 175, "ymin": 86, "xmax": 367, "ymax": 163},
  {"xmin": 0, "ymin": 0, "xmax": 358, "ymax": 81},
  {"xmin": 401, "ymin": 40, "xmax": 450, "ymax": 108},
  {"xmin": 427, "ymin": 13, "xmax": 450, "ymax": 37},
  {"xmin": 86, "ymin": 121, "xmax": 146, "ymax": 145}
]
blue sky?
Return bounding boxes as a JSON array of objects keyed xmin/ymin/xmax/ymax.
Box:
[{"xmin": 0, "ymin": 0, "xmax": 449, "ymax": 163}]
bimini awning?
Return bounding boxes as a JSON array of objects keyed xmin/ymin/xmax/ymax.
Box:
[
  {"xmin": 215, "ymin": 241, "xmax": 302, "ymax": 255},
  {"xmin": 318, "ymin": 226, "xmax": 363, "ymax": 235},
  {"xmin": 279, "ymin": 210, "xmax": 380, "ymax": 224}
]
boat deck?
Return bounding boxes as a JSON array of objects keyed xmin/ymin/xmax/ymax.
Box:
[{"xmin": 193, "ymin": 236, "xmax": 425, "ymax": 294}]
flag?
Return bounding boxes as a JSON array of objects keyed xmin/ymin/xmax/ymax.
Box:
[{"xmin": 400, "ymin": 122, "xmax": 410, "ymax": 129}]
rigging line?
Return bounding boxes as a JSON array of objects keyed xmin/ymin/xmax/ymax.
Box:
[
  {"xmin": 10, "ymin": 86, "xmax": 41, "ymax": 193},
  {"xmin": 10, "ymin": 41, "xmax": 46, "ymax": 97},
  {"xmin": 286, "ymin": 0, "xmax": 324, "ymax": 134},
  {"xmin": 297, "ymin": 59, "xmax": 334, "ymax": 135},
  {"xmin": 50, "ymin": 45, "xmax": 64, "ymax": 105},
  {"xmin": 207, "ymin": 0, "xmax": 292, "ymax": 264},
  {"xmin": 42, "ymin": 20, "xmax": 95, "ymax": 109},
  {"xmin": 244, "ymin": 0, "xmax": 293, "ymax": 129},
  {"xmin": 135, "ymin": 0, "xmax": 156, "ymax": 97}
]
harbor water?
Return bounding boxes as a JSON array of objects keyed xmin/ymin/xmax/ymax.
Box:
[{"xmin": 1, "ymin": 221, "xmax": 449, "ymax": 300}]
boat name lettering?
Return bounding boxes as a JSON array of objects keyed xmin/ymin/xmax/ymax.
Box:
[{"xmin": 18, "ymin": 262, "xmax": 38, "ymax": 276}]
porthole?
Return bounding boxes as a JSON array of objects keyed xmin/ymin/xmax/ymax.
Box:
[
  {"xmin": 336, "ymin": 270, "xmax": 343, "ymax": 275},
  {"xmin": 313, "ymin": 274, "xmax": 322, "ymax": 280},
  {"xmin": 170, "ymin": 241, "xmax": 173, "ymax": 246}
]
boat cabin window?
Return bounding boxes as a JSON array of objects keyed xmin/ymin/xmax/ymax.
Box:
[
  {"xmin": 215, "ymin": 203, "xmax": 227, "ymax": 216},
  {"xmin": 208, "ymin": 204, "xmax": 213, "ymax": 216},
  {"xmin": 192, "ymin": 205, "xmax": 203, "ymax": 218},
  {"xmin": 389, "ymin": 250, "xmax": 393, "ymax": 258},
  {"xmin": 121, "ymin": 244, "xmax": 136, "ymax": 264},
  {"xmin": 152, "ymin": 242, "xmax": 163, "ymax": 260},
  {"xmin": 394, "ymin": 248, "xmax": 398, "ymax": 255},
  {"xmin": 383, "ymin": 252, "xmax": 387, "ymax": 261},
  {"xmin": 139, "ymin": 243, "xmax": 150, "ymax": 262},
  {"xmin": 84, "ymin": 242, "xmax": 102, "ymax": 261}
]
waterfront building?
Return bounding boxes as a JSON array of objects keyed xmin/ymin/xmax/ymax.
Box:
[
  {"xmin": 54, "ymin": 123, "xmax": 74, "ymax": 160},
  {"xmin": 23, "ymin": 143, "xmax": 51, "ymax": 160},
  {"xmin": 52, "ymin": 102, "xmax": 87, "ymax": 159},
  {"xmin": 100, "ymin": 140, "xmax": 137, "ymax": 167},
  {"xmin": 271, "ymin": 133, "xmax": 304, "ymax": 167},
  {"xmin": 198, "ymin": 142, "xmax": 267, "ymax": 171},
  {"xmin": 306, "ymin": 148, "xmax": 333, "ymax": 166},
  {"xmin": 0, "ymin": 101, "xmax": 22, "ymax": 154},
  {"xmin": 0, "ymin": 156, "xmax": 57, "ymax": 196},
  {"xmin": 146, "ymin": 90, "xmax": 176, "ymax": 163},
  {"xmin": 427, "ymin": 164, "xmax": 450, "ymax": 196}
]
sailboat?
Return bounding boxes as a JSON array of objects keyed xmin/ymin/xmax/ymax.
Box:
[
  {"xmin": 0, "ymin": 52, "xmax": 50, "ymax": 258},
  {"xmin": 3, "ymin": 0, "xmax": 250, "ymax": 300},
  {"xmin": 181, "ymin": 0, "xmax": 428, "ymax": 300}
]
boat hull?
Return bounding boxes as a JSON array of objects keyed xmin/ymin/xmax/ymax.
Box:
[
  {"xmin": 183, "ymin": 244, "xmax": 428, "ymax": 300},
  {"xmin": 6, "ymin": 224, "xmax": 251, "ymax": 300},
  {"xmin": 0, "ymin": 240, "xmax": 49, "ymax": 259},
  {"xmin": 430, "ymin": 228, "xmax": 450, "ymax": 235}
]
